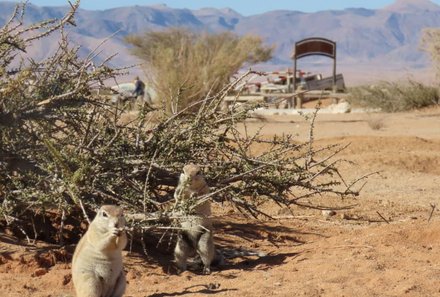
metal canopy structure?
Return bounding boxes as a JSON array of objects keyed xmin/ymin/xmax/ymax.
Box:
[{"xmin": 292, "ymin": 37, "xmax": 337, "ymax": 91}]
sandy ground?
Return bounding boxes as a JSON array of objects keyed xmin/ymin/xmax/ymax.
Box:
[{"xmin": 1, "ymin": 106, "xmax": 440, "ymax": 297}]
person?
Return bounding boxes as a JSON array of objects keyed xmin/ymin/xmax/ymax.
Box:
[
  {"xmin": 132, "ymin": 76, "xmax": 154, "ymax": 109},
  {"xmin": 132, "ymin": 76, "xmax": 145, "ymax": 98}
]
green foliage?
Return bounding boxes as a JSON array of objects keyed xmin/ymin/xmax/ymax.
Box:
[
  {"xmin": 347, "ymin": 80, "xmax": 439, "ymax": 112},
  {"xmin": 125, "ymin": 28, "xmax": 273, "ymax": 113}
]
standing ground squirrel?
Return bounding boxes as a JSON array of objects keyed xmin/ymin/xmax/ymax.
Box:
[
  {"xmin": 72, "ymin": 205, "xmax": 127, "ymax": 297},
  {"xmin": 174, "ymin": 163, "xmax": 215, "ymax": 274}
]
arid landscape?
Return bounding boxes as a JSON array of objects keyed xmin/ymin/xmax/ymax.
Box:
[
  {"xmin": 2, "ymin": 0, "xmax": 440, "ymax": 296},
  {"xmin": 2, "ymin": 0, "xmax": 440, "ymax": 85},
  {"xmin": 1, "ymin": 106, "xmax": 440, "ymax": 297}
]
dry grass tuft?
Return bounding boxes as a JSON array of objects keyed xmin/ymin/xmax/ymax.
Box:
[
  {"xmin": 366, "ymin": 115, "xmax": 386, "ymax": 130},
  {"xmin": 348, "ymin": 81, "xmax": 439, "ymax": 112}
]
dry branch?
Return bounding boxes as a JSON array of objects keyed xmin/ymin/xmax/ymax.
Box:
[{"xmin": 0, "ymin": 2, "xmax": 369, "ymax": 244}]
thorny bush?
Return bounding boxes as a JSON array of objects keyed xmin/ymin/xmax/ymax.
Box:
[{"xmin": 0, "ymin": 1, "xmax": 365, "ymax": 244}]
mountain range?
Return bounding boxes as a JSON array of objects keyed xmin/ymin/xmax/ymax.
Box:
[{"xmin": 1, "ymin": 0, "xmax": 439, "ymax": 84}]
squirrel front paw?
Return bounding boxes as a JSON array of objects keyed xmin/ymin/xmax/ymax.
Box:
[{"xmin": 110, "ymin": 227, "xmax": 123, "ymax": 237}]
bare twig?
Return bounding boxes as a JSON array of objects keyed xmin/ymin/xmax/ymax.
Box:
[
  {"xmin": 376, "ymin": 211, "xmax": 390, "ymax": 224},
  {"xmin": 428, "ymin": 203, "xmax": 436, "ymax": 222}
]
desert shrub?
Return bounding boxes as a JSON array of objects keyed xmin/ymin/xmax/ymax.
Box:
[
  {"xmin": 125, "ymin": 28, "xmax": 273, "ymax": 113},
  {"xmin": 347, "ymin": 80, "xmax": 439, "ymax": 112},
  {"xmin": 366, "ymin": 115, "xmax": 386, "ymax": 131},
  {"xmin": 0, "ymin": 1, "xmax": 122, "ymax": 239},
  {"xmin": 420, "ymin": 28, "xmax": 440, "ymax": 80},
  {"xmin": 0, "ymin": 2, "xmax": 364, "ymax": 244}
]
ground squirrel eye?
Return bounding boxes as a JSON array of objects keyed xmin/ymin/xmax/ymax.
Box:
[{"xmin": 102, "ymin": 212, "xmax": 108, "ymax": 218}]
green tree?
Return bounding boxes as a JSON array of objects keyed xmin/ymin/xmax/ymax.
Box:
[{"xmin": 125, "ymin": 28, "xmax": 273, "ymax": 113}]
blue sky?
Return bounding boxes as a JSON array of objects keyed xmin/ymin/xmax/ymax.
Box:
[{"xmin": 24, "ymin": 0, "xmax": 440, "ymax": 15}]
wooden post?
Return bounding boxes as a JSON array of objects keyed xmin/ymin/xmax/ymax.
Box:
[
  {"xmin": 296, "ymin": 86, "xmax": 304, "ymax": 109},
  {"xmin": 293, "ymin": 58, "xmax": 297, "ymax": 92},
  {"xmin": 333, "ymin": 43, "xmax": 337, "ymax": 92},
  {"xmin": 286, "ymin": 68, "xmax": 291, "ymax": 93}
]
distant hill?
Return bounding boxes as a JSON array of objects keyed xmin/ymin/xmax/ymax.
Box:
[{"xmin": 1, "ymin": 0, "xmax": 439, "ymax": 84}]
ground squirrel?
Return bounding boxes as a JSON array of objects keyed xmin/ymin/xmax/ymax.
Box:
[
  {"xmin": 72, "ymin": 205, "xmax": 127, "ymax": 297},
  {"xmin": 173, "ymin": 163, "xmax": 216, "ymax": 274}
]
